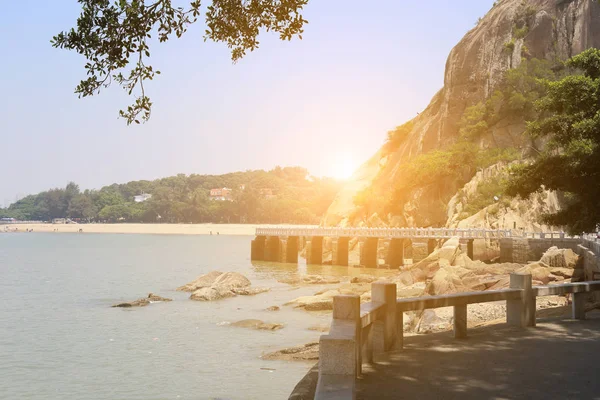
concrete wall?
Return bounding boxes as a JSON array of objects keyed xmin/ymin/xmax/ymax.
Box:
[{"xmin": 500, "ymin": 238, "xmax": 581, "ymax": 264}]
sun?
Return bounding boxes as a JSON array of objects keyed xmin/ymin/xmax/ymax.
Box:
[{"xmin": 330, "ymin": 152, "xmax": 357, "ymax": 180}]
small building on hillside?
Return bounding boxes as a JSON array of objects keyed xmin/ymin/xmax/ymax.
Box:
[
  {"xmin": 134, "ymin": 193, "xmax": 152, "ymax": 203},
  {"xmin": 260, "ymin": 188, "xmax": 276, "ymax": 200},
  {"xmin": 210, "ymin": 188, "xmax": 233, "ymax": 201}
]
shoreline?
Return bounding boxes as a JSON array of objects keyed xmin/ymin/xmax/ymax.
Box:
[{"xmin": 1, "ymin": 223, "xmax": 277, "ymax": 236}]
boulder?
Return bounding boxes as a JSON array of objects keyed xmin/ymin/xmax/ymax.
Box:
[
  {"xmin": 190, "ymin": 286, "xmax": 236, "ymax": 301},
  {"xmin": 177, "ymin": 270, "xmax": 223, "ymax": 292},
  {"xmin": 550, "ymin": 267, "xmax": 573, "ymax": 279},
  {"xmin": 426, "ymin": 268, "xmax": 470, "ymax": 296},
  {"xmin": 112, "ymin": 293, "xmax": 172, "ymax": 308},
  {"xmin": 540, "ymin": 247, "xmax": 579, "ymax": 269},
  {"xmin": 517, "ymin": 262, "xmax": 553, "ymax": 284},
  {"xmin": 230, "ymin": 319, "xmax": 284, "ymax": 331},
  {"xmin": 350, "ymin": 275, "xmax": 377, "ymax": 284},
  {"xmin": 266, "ymin": 306, "xmax": 280, "ymax": 311},
  {"xmin": 147, "ymin": 293, "xmax": 173, "ymax": 302},
  {"xmin": 261, "ymin": 342, "xmax": 319, "ymax": 361},
  {"xmin": 279, "ymin": 275, "xmax": 341, "ymax": 285},
  {"xmin": 232, "ymin": 287, "xmax": 270, "ymax": 296},
  {"xmin": 112, "ymin": 298, "xmax": 150, "ymax": 308},
  {"xmin": 212, "ymin": 272, "xmax": 251, "ymax": 290}
]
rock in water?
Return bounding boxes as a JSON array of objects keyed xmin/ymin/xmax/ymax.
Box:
[
  {"xmin": 112, "ymin": 298, "xmax": 150, "ymax": 308},
  {"xmin": 147, "ymin": 293, "xmax": 172, "ymax": 302},
  {"xmin": 112, "ymin": 293, "xmax": 172, "ymax": 308},
  {"xmin": 190, "ymin": 286, "xmax": 236, "ymax": 301},
  {"xmin": 262, "ymin": 343, "xmax": 320, "ymax": 361},
  {"xmin": 266, "ymin": 306, "xmax": 280, "ymax": 311},
  {"xmin": 232, "ymin": 287, "xmax": 270, "ymax": 296},
  {"xmin": 211, "ymin": 272, "xmax": 251, "ymax": 290},
  {"xmin": 177, "ymin": 270, "xmax": 223, "ymax": 292},
  {"xmin": 230, "ymin": 319, "xmax": 284, "ymax": 331}
]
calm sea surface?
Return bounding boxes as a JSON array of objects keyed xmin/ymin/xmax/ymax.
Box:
[{"xmin": 0, "ymin": 233, "xmax": 381, "ymax": 400}]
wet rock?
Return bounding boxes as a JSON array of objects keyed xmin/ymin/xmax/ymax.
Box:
[
  {"xmin": 112, "ymin": 293, "xmax": 172, "ymax": 308},
  {"xmin": 177, "ymin": 270, "xmax": 223, "ymax": 292},
  {"xmin": 350, "ymin": 275, "xmax": 377, "ymax": 284},
  {"xmin": 190, "ymin": 286, "xmax": 237, "ymax": 301},
  {"xmin": 232, "ymin": 287, "xmax": 270, "ymax": 296},
  {"xmin": 266, "ymin": 306, "xmax": 280, "ymax": 311},
  {"xmin": 230, "ymin": 319, "xmax": 284, "ymax": 331},
  {"xmin": 112, "ymin": 298, "xmax": 150, "ymax": 308},
  {"xmin": 279, "ymin": 275, "xmax": 341, "ymax": 285},
  {"xmin": 262, "ymin": 342, "xmax": 319, "ymax": 361},
  {"xmin": 147, "ymin": 293, "xmax": 173, "ymax": 302},
  {"xmin": 307, "ymin": 325, "xmax": 330, "ymax": 333}
]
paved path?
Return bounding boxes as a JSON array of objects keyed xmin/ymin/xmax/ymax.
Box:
[{"xmin": 358, "ymin": 311, "xmax": 600, "ymax": 400}]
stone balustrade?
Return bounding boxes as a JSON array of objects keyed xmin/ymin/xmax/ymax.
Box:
[{"xmin": 314, "ymin": 275, "xmax": 600, "ymax": 400}]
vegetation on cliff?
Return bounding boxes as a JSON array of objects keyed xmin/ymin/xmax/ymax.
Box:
[
  {"xmin": 353, "ymin": 57, "xmax": 560, "ymax": 224},
  {"xmin": 0, "ymin": 167, "xmax": 341, "ymax": 224},
  {"xmin": 506, "ymin": 48, "xmax": 600, "ymax": 233}
]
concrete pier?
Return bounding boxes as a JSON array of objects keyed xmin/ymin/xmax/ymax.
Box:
[
  {"xmin": 286, "ymin": 236, "xmax": 299, "ymax": 263},
  {"xmin": 333, "ymin": 237, "xmax": 349, "ymax": 266},
  {"xmin": 386, "ymin": 239, "xmax": 405, "ymax": 268},
  {"xmin": 264, "ymin": 236, "xmax": 281, "ymax": 262},
  {"xmin": 308, "ymin": 236, "xmax": 324, "ymax": 265},
  {"xmin": 250, "ymin": 235, "xmax": 266, "ymax": 261},
  {"xmin": 360, "ymin": 238, "xmax": 379, "ymax": 268}
]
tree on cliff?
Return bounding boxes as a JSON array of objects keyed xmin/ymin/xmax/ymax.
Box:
[
  {"xmin": 52, "ymin": 0, "xmax": 309, "ymax": 124},
  {"xmin": 506, "ymin": 48, "xmax": 600, "ymax": 234}
]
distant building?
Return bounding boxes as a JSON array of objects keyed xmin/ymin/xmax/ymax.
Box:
[
  {"xmin": 52, "ymin": 218, "xmax": 66, "ymax": 224},
  {"xmin": 260, "ymin": 188, "xmax": 276, "ymax": 200},
  {"xmin": 134, "ymin": 193, "xmax": 152, "ymax": 203},
  {"xmin": 210, "ymin": 188, "xmax": 233, "ymax": 201}
]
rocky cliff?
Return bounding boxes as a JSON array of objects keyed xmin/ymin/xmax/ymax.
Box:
[{"xmin": 325, "ymin": 0, "xmax": 600, "ymax": 227}]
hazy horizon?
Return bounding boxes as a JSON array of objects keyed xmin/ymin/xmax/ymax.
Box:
[{"xmin": 0, "ymin": 0, "xmax": 495, "ymax": 206}]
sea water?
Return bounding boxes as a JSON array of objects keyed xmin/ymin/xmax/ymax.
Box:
[{"xmin": 0, "ymin": 233, "xmax": 384, "ymax": 400}]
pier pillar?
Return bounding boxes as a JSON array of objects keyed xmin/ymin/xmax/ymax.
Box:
[
  {"xmin": 333, "ymin": 237, "xmax": 349, "ymax": 266},
  {"xmin": 250, "ymin": 235, "xmax": 266, "ymax": 261},
  {"xmin": 264, "ymin": 236, "xmax": 281, "ymax": 262},
  {"xmin": 360, "ymin": 238, "xmax": 379, "ymax": 268},
  {"xmin": 286, "ymin": 236, "xmax": 299, "ymax": 264},
  {"xmin": 411, "ymin": 240, "xmax": 428, "ymax": 263},
  {"xmin": 428, "ymin": 239, "xmax": 438, "ymax": 255},
  {"xmin": 386, "ymin": 239, "xmax": 405, "ymax": 269},
  {"xmin": 308, "ymin": 236, "xmax": 323, "ymax": 265},
  {"xmin": 467, "ymin": 239, "xmax": 474, "ymax": 260}
]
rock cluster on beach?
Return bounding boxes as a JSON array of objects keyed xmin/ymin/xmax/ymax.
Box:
[
  {"xmin": 112, "ymin": 293, "xmax": 172, "ymax": 308},
  {"xmin": 177, "ymin": 271, "xmax": 270, "ymax": 301},
  {"xmin": 280, "ymin": 240, "xmax": 583, "ymax": 334}
]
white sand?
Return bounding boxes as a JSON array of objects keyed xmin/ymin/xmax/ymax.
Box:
[{"xmin": 2, "ymin": 223, "xmax": 268, "ymax": 236}]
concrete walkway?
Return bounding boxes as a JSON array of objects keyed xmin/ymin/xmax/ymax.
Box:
[{"xmin": 358, "ymin": 311, "xmax": 600, "ymax": 400}]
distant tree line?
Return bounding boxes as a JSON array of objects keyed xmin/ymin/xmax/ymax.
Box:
[{"xmin": 0, "ymin": 167, "xmax": 341, "ymax": 224}]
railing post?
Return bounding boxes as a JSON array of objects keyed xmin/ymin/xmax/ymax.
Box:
[
  {"xmin": 323, "ymin": 295, "xmax": 360, "ymax": 376},
  {"xmin": 507, "ymin": 273, "xmax": 535, "ymax": 327},
  {"xmin": 372, "ymin": 282, "xmax": 397, "ymax": 351},
  {"xmin": 572, "ymin": 292, "xmax": 586, "ymax": 320},
  {"xmin": 453, "ymin": 304, "xmax": 468, "ymax": 339}
]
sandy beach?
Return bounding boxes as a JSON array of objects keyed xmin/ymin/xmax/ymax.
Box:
[{"xmin": 2, "ymin": 223, "xmax": 281, "ymax": 236}]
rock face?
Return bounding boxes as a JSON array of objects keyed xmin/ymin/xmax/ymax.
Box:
[
  {"xmin": 112, "ymin": 293, "xmax": 173, "ymax": 308},
  {"xmin": 180, "ymin": 271, "xmax": 269, "ymax": 301},
  {"xmin": 324, "ymin": 0, "xmax": 600, "ymax": 227}
]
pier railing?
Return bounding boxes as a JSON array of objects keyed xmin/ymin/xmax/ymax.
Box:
[
  {"xmin": 315, "ymin": 276, "xmax": 600, "ymax": 400},
  {"xmin": 256, "ymin": 227, "xmax": 513, "ymax": 239}
]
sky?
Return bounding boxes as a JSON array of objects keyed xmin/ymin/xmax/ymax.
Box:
[{"xmin": 0, "ymin": 0, "xmax": 495, "ymax": 206}]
